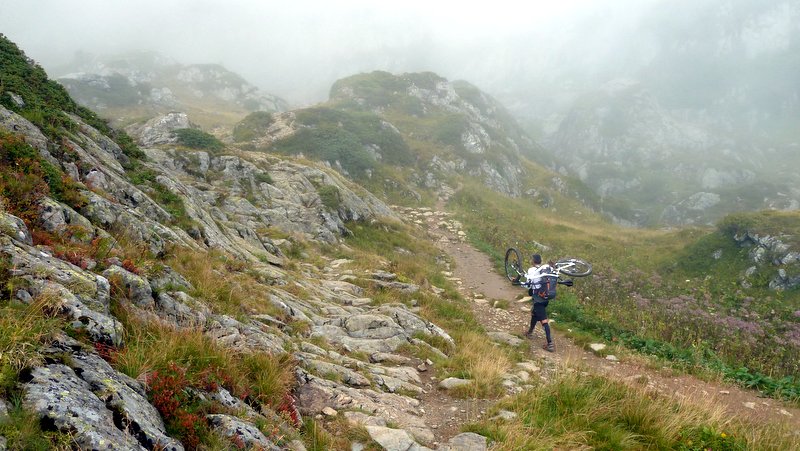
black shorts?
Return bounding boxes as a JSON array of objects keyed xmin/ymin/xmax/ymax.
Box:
[{"xmin": 531, "ymin": 295, "xmax": 549, "ymax": 322}]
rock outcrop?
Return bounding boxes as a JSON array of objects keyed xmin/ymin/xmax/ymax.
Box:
[{"xmin": 733, "ymin": 228, "xmax": 800, "ymax": 291}]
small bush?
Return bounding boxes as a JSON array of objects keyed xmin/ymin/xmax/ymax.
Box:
[
  {"xmin": 173, "ymin": 128, "xmax": 224, "ymax": 151},
  {"xmin": 232, "ymin": 111, "xmax": 274, "ymax": 142},
  {"xmin": 0, "ymin": 296, "xmax": 62, "ymax": 396},
  {"xmin": 317, "ymin": 185, "xmax": 341, "ymax": 211},
  {"xmin": 0, "ymin": 132, "xmax": 86, "ymax": 223}
]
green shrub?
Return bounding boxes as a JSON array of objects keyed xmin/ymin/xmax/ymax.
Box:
[
  {"xmin": 173, "ymin": 128, "xmax": 224, "ymax": 151},
  {"xmin": 232, "ymin": 111, "xmax": 274, "ymax": 142},
  {"xmin": 254, "ymin": 172, "xmax": 273, "ymax": 185},
  {"xmin": 317, "ymin": 185, "xmax": 341, "ymax": 210},
  {"xmin": 0, "ymin": 132, "xmax": 87, "ymax": 223}
]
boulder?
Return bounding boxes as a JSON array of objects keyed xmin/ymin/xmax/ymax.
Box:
[
  {"xmin": 207, "ymin": 414, "xmax": 280, "ymax": 450},
  {"xmin": 487, "ymin": 331, "xmax": 524, "ymax": 347},
  {"xmin": 104, "ymin": 265, "xmax": 154, "ymax": 309},
  {"xmin": 364, "ymin": 426, "xmax": 432, "ymax": 451},
  {"xmin": 438, "ymin": 377, "xmax": 472, "ymax": 390},
  {"xmin": 0, "ymin": 212, "xmax": 32, "ymax": 245},
  {"xmin": 68, "ymin": 352, "xmax": 183, "ymax": 450},
  {"xmin": 438, "ymin": 432, "xmax": 488, "ymax": 451},
  {"xmin": 127, "ymin": 112, "xmax": 192, "ymax": 147},
  {"xmin": 23, "ymin": 365, "xmax": 145, "ymax": 450}
]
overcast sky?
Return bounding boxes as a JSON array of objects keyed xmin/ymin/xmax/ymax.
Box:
[{"xmin": 0, "ymin": 0, "xmax": 658, "ymax": 105}]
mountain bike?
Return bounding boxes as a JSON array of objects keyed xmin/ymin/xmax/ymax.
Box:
[{"xmin": 504, "ymin": 247, "xmax": 592, "ymax": 285}]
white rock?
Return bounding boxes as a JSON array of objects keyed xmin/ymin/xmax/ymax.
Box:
[
  {"xmin": 605, "ymin": 355, "xmax": 618, "ymax": 362},
  {"xmin": 322, "ymin": 407, "xmax": 338, "ymax": 417},
  {"xmin": 589, "ymin": 343, "xmax": 606, "ymax": 352},
  {"xmin": 438, "ymin": 377, "xmax": 472, "ymax": 390}
]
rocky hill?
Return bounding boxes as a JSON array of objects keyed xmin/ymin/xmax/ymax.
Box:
[
  {"xmin": 54, "ymin": 51, "xmax": 288, "ymax": 129},
  {"xmin": 0, "ymin": 35, "xmax": 499, "ymax": 449},
  {"xmin": 234, "ymin": 71, "xmax": 604, "ymax": 217}
]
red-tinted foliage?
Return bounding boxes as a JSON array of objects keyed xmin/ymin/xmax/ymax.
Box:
[
  {"xmin": 93, "ymin": 342, "xmax": 119, "ymax": 363},
  {"xmin": 121, "ymin": 258, "xmax": 141, "ymax": 275},
  {"xmin": 278, "ymin": 393, "xmax": 302, "ymax": 428},
  {"xmin": 147, "ymin": 363, "xmax": 209, "ymax": 449}
]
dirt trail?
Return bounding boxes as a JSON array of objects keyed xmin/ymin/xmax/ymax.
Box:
[{"xmin": 413, "ymin": 206, "xmax": 799, "ymax": 443}]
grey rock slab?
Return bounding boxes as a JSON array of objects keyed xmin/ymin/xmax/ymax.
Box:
[
  {"xmin": 344, "ymin": 411, "xmax": 388, "ymax": 427},
  {"xmin": 487, "ymin": 331, "xmax": 524, "ymax": 347},
  {"xmin": 129, "ymin": 112, "xmax": 191, "ymax": 147},
  {"xmin": 205, "ymin": 314, "xmax": 287, "ymax": 355},
  {"xmin": 154, "ymin": 292, "xmax": 209, "ymax": 327},
  {"xmin": 344, "ymin": 314, "xmax": 405, "ymax": 339},
  {"xmin": 370, "ymin": 352, "xmax": 414, "ymax": 365},
  {"xmin": 437, "ymin": 432, "xmax": 488, "ymax": 451},
  {"xmin": 0, "ymin": 398, "xmax": 7, "ymax": 421},
  {"xmin": 34, "ymin": 280, "xmax": 123, "ymax": 346},
  {"xmin": 1, "ymin": 235, "xmax": 108, "ymax": 311},
  {"xmin": 23, "ymin": 364, "xmax": 145, "ymax": 450},
  {"xmin": 365, "ymin": 426, "xmax": 433, "ymax": 451},
  {"xmin": 68, "ymin": 352, "xmax": 184, "ymax": 450},
  {"xmin": 295, "ymin": 369, "xmax": 433, "ymax": 443},
  {"xmin": 370, "ymin": 279, "xmax": 420, "ymax": 294},
  {"xmin": 438, "ymin": 377, "xmax": 472, "ymax": 390},
  {"xmin": 302, "ymin": 358, "xmax": 371, "ymax": 387},
  {"xmin": 490, "ymin": 410, "xmax": 518, "ymax": 421},
  {"xmin": 0, "ymin": 106, "xmax": 52, "ymax": 162},
  {"xmin": 148, "ymin": 265, "xmax": 193, "ymax": 293},
  {"xmin": 376, "ymin": 306, "xmax": 454, "ymax": 346},
  {"xmin": 103, "ymin": 266, "xmax": 154, "ymax": 309},
  {"xmin": 207, "ymin": 414, "xmax": 281, "ymax": 450},
  {"xmin": 0, "ymin": 212, "xmax": 32, "ymax": 245}
]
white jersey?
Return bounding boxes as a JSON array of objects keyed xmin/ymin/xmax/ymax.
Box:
[{"xmin": 524, "ymin": 264, "xmax": 554, "ymax": 290}]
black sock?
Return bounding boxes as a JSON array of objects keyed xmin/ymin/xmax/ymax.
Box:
[
  {"xmin": 527, "ymin": 317, "xmax": 536, "ymax": 334},
  {"xmin": 543, "ymin": 323, "xmax": 552, "ymax": 343}
]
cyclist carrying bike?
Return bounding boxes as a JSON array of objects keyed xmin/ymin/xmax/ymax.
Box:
[{"xmin": 523, "ymin": 254, "xmax": 556, "ymax": 352}]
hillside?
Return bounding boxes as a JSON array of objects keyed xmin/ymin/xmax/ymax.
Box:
[
  {"xmin": 234, "ymin": 70, "xmax": 617, "ymax": 221},
  {"xmin": 1, "ymin": 34, "xmax": 799, "ymax": 450},
  {"xmin": 54, "ymin": 51, "xmax": 288, "ymax": 129}
]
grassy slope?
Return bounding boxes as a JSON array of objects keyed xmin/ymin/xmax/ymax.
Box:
[{"xmin": 450, "ymin": 178, "xmax": 800, "ymax": 397}]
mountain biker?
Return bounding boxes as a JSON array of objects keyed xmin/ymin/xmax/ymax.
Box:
[{"xmin": 523, "ymin": 254, "xmax": 556, "ymax": 352}]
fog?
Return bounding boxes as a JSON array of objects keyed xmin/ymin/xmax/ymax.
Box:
[{"xmin": 1, "ymin": 0, "xmax": 656, "ymax": 106}]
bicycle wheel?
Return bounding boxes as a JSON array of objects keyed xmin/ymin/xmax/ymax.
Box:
[
  {"xmin": 505, "ymin": 248, "xmax": 524, "ymax": 284},
  {"xmin": 556, "ymin": 258, "xmax": 592, "ymax": 277}
]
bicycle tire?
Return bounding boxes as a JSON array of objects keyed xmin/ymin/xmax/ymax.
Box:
[
  {"xmin": 505, "ymin": 248, "xmax": 524, "ymax": 284},
  {"xmin": 556, "ymin": 258, "xmax": 592, "ymax": 277}
]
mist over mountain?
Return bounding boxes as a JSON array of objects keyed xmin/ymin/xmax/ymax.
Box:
[
  {"xmin": 54, "ymin": 51, "xmax": 288, "ymax": 129},
  {"xmin": 3, "ymin": 0, "xmax": 798, "ymax": 226}
]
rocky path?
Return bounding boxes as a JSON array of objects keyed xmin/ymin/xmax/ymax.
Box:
[{"xmin": 400, "ymin": 206, "xmax": 800, "ymax": 441}]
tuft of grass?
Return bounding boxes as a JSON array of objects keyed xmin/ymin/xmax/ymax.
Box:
[
  {"xmin": 0, "ymin": 293, "xmax": 63, "ymax": 396},
  {"xmin": 164, "ymin": 246, "xmax": 286, "ymax": 317},
  {"xmin": 445, "ymin": 332, "xmax": 512, "ymax": 399},
  {"xmin": 301, "ymin": 418, "xmax": 341, "ymax": 451},
  {"xmin": 0, "ymin": 399, "xmax": 76, "ymax": 450},
  {"xmin": 241, "ymin": 352, "xmax": 296, "ymax": 410}
]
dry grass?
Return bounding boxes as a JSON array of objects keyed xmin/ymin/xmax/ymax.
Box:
[
  {"xmin": 467, "ymin": 365, "xmax": 800, "ymax": 450},
  {"xmin": 165, "ymin": 246, "xmax": 285, "ymax": 317},
  {"xmin": 447, "ymin": 331, "xmax": 513, "ymax": 398},
  {"xmin": 0, "ymin": 291, "xmax": 62, "ymax": 394}
]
